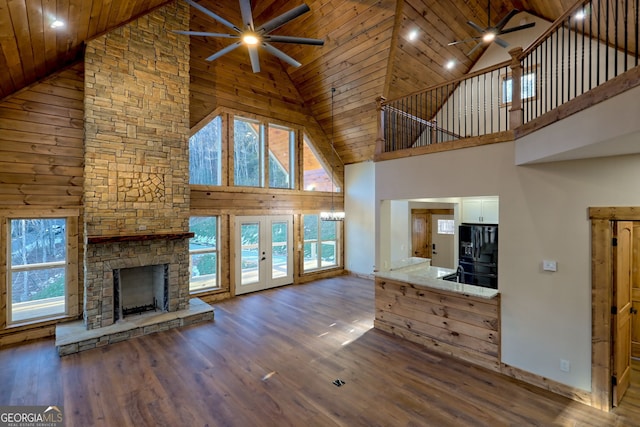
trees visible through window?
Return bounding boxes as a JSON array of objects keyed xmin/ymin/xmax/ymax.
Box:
[
  {"xmin": 9, "ymin": 218, "xmax": 67, "ymax": 323},
  {"xmin": 190, "ymin": 116, "xmax": 222, "ymax": 185},
  {"xmin": 234, "ymin": 118, "xmax": 263, "ymax": 187},
  {"xmin": 303, "ymin": 214, "xmax": 338, "ymax": 271},
  {"xmin": 302, "ymin": 134, "xmax": 333, "ymax": 192},
  {"xmin": 269, "ymin": 124, "xmax": 294, "ymax": 189},
  {"xmin": 189, "ymin": 217, "xmax": 219, "ymax": 292}
]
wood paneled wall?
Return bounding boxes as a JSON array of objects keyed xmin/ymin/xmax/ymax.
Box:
[
  {"xmin": 0, "ymin": 63, "xmax": 85, "ymax": 345},
  {"xmin": 0, "ymin": 63, "xmax": 84, "ymax": 207}
]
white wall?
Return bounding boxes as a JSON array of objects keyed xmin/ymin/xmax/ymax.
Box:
[
  {"xmin": 376, "ymin": 141, "xmax": 640, "ymax": 391},
  {"xmin": 345, "ymin": 162, "xmax": 376, "ymax": 276}
]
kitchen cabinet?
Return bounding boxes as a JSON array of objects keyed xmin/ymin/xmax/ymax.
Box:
[{"xmin": 462, "ymin": 198, "xmax": 499, "ymax": 224}]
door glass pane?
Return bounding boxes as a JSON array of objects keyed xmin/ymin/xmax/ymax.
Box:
[
  {"xmin": 240, "ymin": 222, "xmax": 260, "ymax": 285},
  {"xmin": 271, "ymin": 221, "xmax": 288, "ymax": 279},
  {"xmin": 234, "ymin": 118, "xmax": 262, "ymax": 187},
  {"xmin": 269, "ymin": 125, "xmax": 293, "ymax": 189}
]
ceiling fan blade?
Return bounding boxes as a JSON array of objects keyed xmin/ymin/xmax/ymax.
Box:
[
  {"xmin": 266, "ymin": 35, "xmax": 324, "ymax": 46},
  {"xmin": 467, "ymin": 20, "xmax": 487, "ymax": 34},
  {"xmin": 261, "ymin": 42, "xmax": 301, "ymax": 67},
  {"xmin": 498, "ymin": 22, "xmax": 536, "ymax": 35},
  {"xmin": 495, "ymin": 9, "xmax": 520, "ymax": 31},
  {"xmin": 206, "ymin": 41, "xmax": 242, "ymax": 61},
  {"xmin": 448, "ymin": 37, "xmax": 480, "ymax": 46},
  {"xmin": 494, "ymin": 37, "xmax": 509, "ymax": 48},
  {"xmin": 258, "ymin": 3, "xmax": 311, "ymax": 34},
  {"xmin": 239, "ymin": 0, "xmax": 254, "ymax": 31},
  {"xmin": 466, "ymin": 42, "xmax": 483, "ymax": 56},
  {"xmin": 248, "ymin": 45, "xmax": 260, "ymax": 73},
  {"xmin": 183, "ymin": 0, "xmax": 241, "ymax": 33},
  {"xmin": 173, "ymin": 31, "xmax": 239, "ymax": 39}
]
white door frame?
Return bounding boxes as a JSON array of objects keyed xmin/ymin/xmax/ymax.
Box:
[{"xmin": 235, "ymin": 215, "xmax": 293, "ymax": 295}]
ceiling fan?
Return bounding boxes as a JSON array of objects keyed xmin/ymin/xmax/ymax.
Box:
[
  {"xmin": 448, "ymin": 1, "xmax": 535, "ymax": 56},
  {"xmin": 175, "ymin": 0, "xmax": 324, "ymax": 73}
]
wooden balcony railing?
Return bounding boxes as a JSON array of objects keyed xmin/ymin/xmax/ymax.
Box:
[{"xmin": 377, "ymin": 0, "xmax": 640, "ymax": 158}]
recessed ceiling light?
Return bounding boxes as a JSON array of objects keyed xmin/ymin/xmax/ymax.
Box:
[
  {"xmin": 408, "ymin": 29, "xmax": 419, "ymax": 41},
  {"xmin": 51, "ymin": 19, "xmax": 65, "ymax": 29},
  {"xmin": 445, "ymin": 60, "xmax": 455, "ymax": 70}
]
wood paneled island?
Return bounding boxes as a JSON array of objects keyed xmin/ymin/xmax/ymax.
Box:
[{"xmin": 375, "ymin": 258, "xmax": 501, "ymax": 371}]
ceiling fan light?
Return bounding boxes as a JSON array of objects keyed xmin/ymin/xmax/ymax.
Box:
[
  {"xmin": 482, "ymin": 32, "xmax": 496, "ymax": 42},
  {"xmin": 242, "ymin": 34, "xmax": 259, "ymax": 45}
]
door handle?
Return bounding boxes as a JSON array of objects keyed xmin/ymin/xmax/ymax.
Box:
[
  {"xmin": 632, "ymin": 307, "xmax": 638, "ymax": 315},
  {"xmin": 261, "ymin": 257, "xmax": 266, "ymax": 261}
]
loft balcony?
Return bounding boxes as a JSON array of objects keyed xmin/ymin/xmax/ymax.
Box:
[{"xmin": 375, "ymin": 0, "xmax": 640, "ymax": 165}]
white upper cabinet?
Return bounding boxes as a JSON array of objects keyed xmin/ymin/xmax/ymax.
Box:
[{"xmin": 462, "ymin": 197, "xmax": 499, "ymax": 224}]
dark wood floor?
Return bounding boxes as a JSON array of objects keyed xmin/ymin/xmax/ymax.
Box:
[{"xmin": 1, "ymin": 276, "xmax": 639, "ymax": 426}]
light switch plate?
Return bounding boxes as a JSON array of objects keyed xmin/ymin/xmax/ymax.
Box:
[{"xmin": 543, "ymin": 260, "xmax": 557, "ymax": 272}]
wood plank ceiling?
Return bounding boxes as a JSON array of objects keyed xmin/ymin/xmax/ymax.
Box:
[{"xmin": 0, "ymin": 0, "xmax": 575, "ymax": 165}]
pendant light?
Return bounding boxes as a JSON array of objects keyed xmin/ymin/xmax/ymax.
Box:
[{"xmin": 320, "ymin": 87, "xmax": 345, "ymax": 221}]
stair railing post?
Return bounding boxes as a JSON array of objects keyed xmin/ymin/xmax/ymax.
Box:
[
  {"xmin": 508, "ymin": 47, "xmax": 523, "ymax": 129},
  {"xmin": 375, "ymin": 96, "xmax": 386, "ymax": 156}
]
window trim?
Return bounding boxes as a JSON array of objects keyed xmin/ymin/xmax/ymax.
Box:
[
  {"xmin": 302, "ymin": 213, "xmax": 342, "ymax": 273},
  {"xmin": 189, "ymin": 216, "xmax": 221, "ymax": 294},
  {"xmin": 500, "ymin": 65, "xmax": 540, "ymax": 107},
  {"xmin": 4, "ymin": 212, "xmax": 79, "ymax": 327}
]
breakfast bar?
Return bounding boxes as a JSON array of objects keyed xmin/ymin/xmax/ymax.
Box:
[{"xmin": 374, "ymin": 258, "xmax": 501, "ymax": 371}]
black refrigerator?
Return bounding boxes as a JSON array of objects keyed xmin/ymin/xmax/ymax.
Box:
[{"xmin": 458, "ymin": 224, "xmax": 498, "ymax": 289}]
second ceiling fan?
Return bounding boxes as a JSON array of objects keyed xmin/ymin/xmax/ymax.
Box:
[{"xmin": 449, "ymin": 1, "xmax": 535, "ymax": 56}]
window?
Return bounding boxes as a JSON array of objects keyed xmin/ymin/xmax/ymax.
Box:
[
  {"xmin": 189, "ymin": 217, "xmax": 219, "ymax": 292},
  {"xmin": 501, "ymin": 67, "xmax": 538, "ymax": 105},
  {"xmin": 8, "ymin": 218, "xmax": 67, "ymax": 324},
  {"xmin": 302, "ymin": 134, "xmax": 333, "ymax": 192},
  {"xmin": 303, "ymin": 214, "xmax": 339, "ymax": 271},
  {"xmin": 234, "ymin": 118, "xmax": 263, "ymax": 187},
  {"xmin": 190, "ymin": 116, "xmax": 222, "ymax": 185},
  {"xmin": 268, "ymin": 124, "xmax": 295, "ymax": 189},
  {"xmin": 437, "ymin": 219, "xmax": 455, "ymax": 235}
]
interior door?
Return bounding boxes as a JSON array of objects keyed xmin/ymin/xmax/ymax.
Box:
[
  {"xmin": 631, "ymin": 223, "xmax": 640, "ymax": 359},
  {"xmin": 411, "ymin": 211, "xmax": 430, "ymax": 258},
  {"xmin": 431, "ymin": 214, "xmax": 455, "ymax": 268},
  {"xmin": 613, "ymin": 221, "xmax": 633, "ymax": 406},
  {"xmin": 235, "ymin": 215, "xmax": 293, "ymax": 295}
]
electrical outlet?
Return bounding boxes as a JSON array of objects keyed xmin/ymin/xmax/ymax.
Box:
[
  {"xmin": 543, "ymin": 260, "xmax": 557, "ymax": 272},
  {"xmin": 560, "ymin": 359, "xmax": 570, "ymax": 372}
]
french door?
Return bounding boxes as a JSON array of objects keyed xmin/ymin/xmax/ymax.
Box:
[{"xmin": 235, "ymin": 215, "xmax": 293, "ymax": 295}]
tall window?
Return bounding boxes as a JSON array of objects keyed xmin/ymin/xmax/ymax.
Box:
[
  {"xmin": 303, "ymin": 214, "xmax": 339, "ymax": 271},
  {"xmin": 8, "ymin": 218, "xmax": 67, "ymax": 323},
  {"xmin": 190, "ymin": 116, "xmax": 222, "ymax": 185},
  {"xmin": 189, "ymin": 217, "xmax": 219, "ymax": 292},
  {"xmin": 234, "ymin": 118, "xmax": 263, "ymax": 187},
  {"xmin": 302, "ymin": 134, "xmax": 332, "ymax": 192},
  {"xmin": 268, "ymin": 124, "xmax": 295, "ymax": 189}
]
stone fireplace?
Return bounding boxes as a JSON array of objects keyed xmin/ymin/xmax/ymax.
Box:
[{"xmin": 54, "ymin": 2, "xmax": 213, "ymax": 355}]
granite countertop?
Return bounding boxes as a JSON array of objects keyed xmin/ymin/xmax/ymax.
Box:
[{"xmin": 376, "ymin": 258, "xmax": 499, "ymax": 299}]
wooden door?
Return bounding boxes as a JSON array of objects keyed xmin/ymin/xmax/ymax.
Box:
[
  {"xmin": 411, "ymin": 212, "xmax": 430, "ymax": 258},
  {"xmin": 613, "ymin": 221, "xmax": 633, "ymax": 406},
  {"xmin": 632, "ymin": 223, "xmax": 640, "ymax": 358}
]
